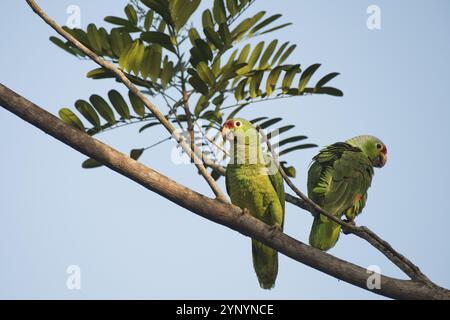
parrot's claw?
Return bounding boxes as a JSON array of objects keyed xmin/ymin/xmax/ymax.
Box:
[
  {"xmin": 242, "ymin": 208, "xmax": 250, "ymax": 216},
  {"xmin": 342, "ymin": 219, "xmax": 356, "ymax": 235}
]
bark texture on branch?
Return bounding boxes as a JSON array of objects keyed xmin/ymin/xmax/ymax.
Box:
[{"xmin": 1, "ymin": 83, "xmax": 449, "ymax": 300}]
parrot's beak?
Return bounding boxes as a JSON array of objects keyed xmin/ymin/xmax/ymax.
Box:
[
  {"xmin": 373, "ymin": 153, "xmax": 387, "ymax": 168},
  {"xmin": 221, "ymin": 127, "xmax": 234, "ymax": 141},
  {"xmin": 221, "ymin": 120, "xmax": 235, "ymax": 141}
]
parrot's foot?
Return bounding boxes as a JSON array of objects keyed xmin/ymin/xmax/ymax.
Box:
[
  {"xmin": 241, "ymin": 208, "xmax": 250, "ymax": 216},
  {"xmin": 342, "ymin": 219, "xmax": 356, "ymax": 235},
  {"xmin": 268, "ymin": 223, "xmax": 282, "ymax": 237}
]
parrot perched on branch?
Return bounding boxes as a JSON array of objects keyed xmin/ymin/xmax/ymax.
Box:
[
  {"xmin": 308, "ymin": 135, "xmax": 387, "ymax": 251},
  {"xmin": 222, "ymin": 118, "xmax": 285, "ymax": 289}
]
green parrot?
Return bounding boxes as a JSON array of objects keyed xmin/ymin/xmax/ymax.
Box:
[
  {"xmin": 308, "ymin": 135, "xmax": 387, "ymax": 251},
  {"xmin": 222, "ymin": 118, "xmax": 285, "ymax": 289}
]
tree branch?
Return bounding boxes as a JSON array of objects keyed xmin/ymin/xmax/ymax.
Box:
[
  {"xmin": 1, "ymin": 83, "xmax": 449, "ymax": 299},
  {"xmin": 25, "ymin": 0, "xmax": 226, "ymax": 201}
]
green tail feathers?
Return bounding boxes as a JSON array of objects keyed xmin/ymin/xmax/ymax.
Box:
[
  {"xmin": 252, "ymin": 240, "xmax": 278, "ymax": 289},
  {"xmin": 309, "ymin": 217, "xmax": 341, "ymax": 251}
]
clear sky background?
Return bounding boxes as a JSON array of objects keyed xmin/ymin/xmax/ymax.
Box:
[{"xmin": 1, "ymin": 0, "xmax": 449, "ymax": 299}]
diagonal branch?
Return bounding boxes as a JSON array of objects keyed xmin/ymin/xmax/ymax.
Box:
[
  {"xmin": 25, "ymin": 0, "xmax": 226, "ymax": 201},
  {"xmin": 1, "ymin": 83, "xmax": 449, "ymax": 299},
  {"xmin": 257, "ymin": 127, "xmax": 431, "ymax": 284}
]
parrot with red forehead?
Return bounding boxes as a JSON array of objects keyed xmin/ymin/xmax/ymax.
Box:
[
  {"xmin": 308, "ymin": 135, "xmax": 387, "ymax": 251},
  {"xmin": 222, "ymin": 118, "xmax": 285, "ymax": 289}
]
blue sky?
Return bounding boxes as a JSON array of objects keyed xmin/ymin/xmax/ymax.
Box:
[{"xmin": 1, "ymin": 0, "xmax": 449, "ymax": 299}]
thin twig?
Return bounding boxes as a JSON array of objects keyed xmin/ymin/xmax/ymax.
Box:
[
  {"xmin": 26, "ymin": 0, "xmax": 227, "ymax": 201},
  {"xmin": 257, "ymin": 126, "xmax": 431, "ymax": 284}
]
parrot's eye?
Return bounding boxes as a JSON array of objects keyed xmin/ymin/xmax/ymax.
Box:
[
  {"xmin": 235, "ymin": 121, "xmax": 241, "ymax": 127},
  {"xmin": 376, "ymin": 143, "xmax": 383, "ymax": 150}
]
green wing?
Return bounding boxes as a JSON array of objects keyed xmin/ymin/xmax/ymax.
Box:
[{"xmin": 309, "ymin": 142, "xmax": 374, "ymax": 217}]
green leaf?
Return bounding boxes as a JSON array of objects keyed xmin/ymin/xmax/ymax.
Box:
[
  {"xmin": 194, "ymin": 95, "xmax": 210, "ymax": 117},
  {"xmin": 140, "ymin": 31, "xmax": 176, "ymax": 53},
  {"xmin": 279, "ymin": 144, "xmax": 318, "ymax": 156},
  {"xmin": 128, "ymin": 91, "xmax": 146, "ymax": 117},
  {"xmin": 160, "ymin": 57, "xmax": 175, "ymax": 88},
  {"xmin": 231, "ymin": 18, "xmax": 254, "ymax": 39},
  {"xmin": 140, "ymin": 0, "xmax": 174, "ymax": 27},
  {"xmin": 271, "ymin": 41, "xmax": 289, "ymax": 65},
  {"xmin": 59, "ymin": 108, "xmax": 85, "ymax": 131},
  {"xmin": 108, "ymin": 90, "xmax": 130, "ymax": 120},
  {"xmin": 274, "ymin": 135, "xmax": 308, "ymax": 148},
  {"xmin": 86, "ymin": 24, "xmax": 102, "ymax": 53},
  {"xmin": 247, "ymin": 41, "xmax": 264, "ymax": 69},
  {"xmin": 249, "ymin": 71, "xmax": 264, "ymax": 98},
  {"xmin": 249, "ymin": 14, "xmax": 281, "ymax": 35},
  {"xmin": 282, "ymin": 65, "xmax": 300, "ymax": 92},
  {"xmin": 211, "ymin": 55, "xmax": 222, "ymax": 76},
  {"xmin": 221, "ymin": 62, "xmax": 246, "ymax": 81},
  {"xmin": 202, "ymin": 9, "xmax": 215, "ymax": 29},
  {"xmin": 130, "ymin": 148, "xmax": 145, "ymax": 160},
  {"xmin": 82, "ymin": 158, "xmax": 103, "ymax": 169},
  {"xmin": 62, "ymin": 27, "xmax": 89, "ymax": 47},
  {"xmin": 86, "ymin": 68, "xmax": 114, "ymax": 80},
  {"xmin": 110, "ymin": 28, "xmax": 129, "ymax": 57},
  {"xmin": 124, "ymin": 4, "xmax": 138, "ymax": 25},
  {"xmin": 204, "ymin": 27, "xmax": 224, "ymax": 50},
  {"xmin": 201, "ymin": 110, "xmax": 223, "ymax": 124},
  {"xmin": 259, "ymin": 117, "xmax": 282, "ymax": 129},
  {"xmin": 316, "ymin": 72, "xmax": 340, "ymax": 88},
  {"xmin": 267, "ymin": 125, "xmax": 295, "ymax": 139},
  {"xmin": 128, "ymin": 41, "xmax": 146, "ymax": 76},
  {"xmin": 213, "ymin": 0, "xmax": 227, "ymax": 24},
  {"xmin": 139, "ymin": 122, "xmax": 161, "ymax": 133},
  {"xmin": 196, "ymin": 61, "xmax": 216, "ymax": 87},
  {"xmin": 259, "ymin": 23, "xmax": 292, "ymax": 35},
  {"xmin": 299, "ymin": 63, "xmax": 321, "ymax": 92},
  {"xmin": 314, "ymin": 87, "xmax": 344, "ymax": 96},
  {"xmin": 189, "ymin": 73, "xmax": 209, "ymax": 95},
  {"xmin": 119, "ymin": 40, "xmax": 138, "ymax": 73},
  {"xmin": 170, "ymin": 0, "xmax": 201, "ymax": 31},
  {"xmin": 157, "ymin": 20, "xmax": 167, "ymax": 33},
  {"xmin": 218, "ymin": 23, "xmax": 232, "ymax": 46},
  {"xmin": 226, "ymin": 0, "xmax": 239, "ymax": 16},
  {"xmin": 266, "ymin": 66, "xmax": 282, "ymax": 96},
  {"xmin": 188, "ymin": 28, "xmax": 201, "ymax": 45},
  {"xmin": 146, "ymin": 45, "xmax": 162, "ymax": 82},
  {"xmin": 89, "ymin": 95, "xmax": 116, "ymax": 125},
  {"xmin": 75, "ymin": 100, "xmax": 100, "ymax": 129},
  {"xmin": 231, "ymin": 11, "xmax": 264, "ymax": 39},
  {"xmin": 212, "ymin": 93, "xmax": 226, "ymax": 106},
  {"xmin": 278, "ymin": 44, "xmax": 296, "ymax": 65},
  {"xmin": 144, "ymin": 10, "xmax": 154, "ymax": 30},
  {"xmin": 194, "ymin": 39, "xmax": 213, "ymax": 61},
  {"xmin": 97, "ymin": 27, "xmax": 111, "ymax": 54},
  {"xmin": 259, "ymin": 39, "xmax": 277, "ymax": 69},
  {"xmin": 49, "ymin": 36, "xmax": 78, "ymax": 56},
  {"xmin": 250, "ymin": 116, "xmax": 269, "ymax": 124},
  {"xmin": 105, "ymin": 16, "xmax": 134, "ymax": 27},
  {"xmin": 237, "ymin": 44, "xmax": 251, "ymax": 64},
  {"xmin": 234, "ymin": 78, "xmax": 248, "ymax": 101}
]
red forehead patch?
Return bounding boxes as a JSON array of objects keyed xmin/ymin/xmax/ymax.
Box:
[
  {"xmin": 224, "ymin": 120, "xmax": 235, "ymax": 129},
  {"xmin": 381, "ymin": 145, "xmax": 387, "ymax": 155}
]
